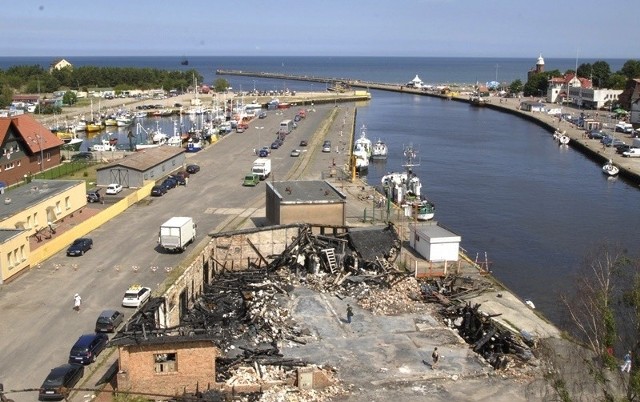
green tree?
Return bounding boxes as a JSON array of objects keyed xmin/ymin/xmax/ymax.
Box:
[
  {"xmin": 0, "ymin": 85, "xmax": 13, "ymax": 108},
  {"xmin": 213, "ymin": 78, "xmax": 230, "ymax": 93},
  {"xmin": 620, "ymin": 60, "xmax": 640, "ymax": 80},
  {"xmin": 62, "ymin": 91, "xmax": 77, "ymax": 105},
  {"xmin": 591, "ymin": 61, "xmax": 611, "ymax": 88},
  {"xmin": 523, "ymin": 73, "xmax": 548, "ymax": 97},
  {"xmin": 508, "ymin": 79, "xmax": 523, "ymax": 95}
]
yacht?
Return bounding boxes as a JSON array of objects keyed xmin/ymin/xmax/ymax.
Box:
[
  {"xmin": 353, "ymin": 124, "xmax": 372, "ymax": 173},
  {"xmin": 371, "ymin": 139, "xmax": 388, "ymax": 160}
]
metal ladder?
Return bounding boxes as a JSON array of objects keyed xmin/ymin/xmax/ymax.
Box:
[{"xmin": 322, "ymin": 248, "xmax": 337, "ymax": 273}]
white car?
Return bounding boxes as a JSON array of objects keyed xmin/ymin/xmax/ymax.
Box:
[
  {"xmin": 121, "ymin": 285, "xmax": 151, "ymax": 308},
  {"xmin": 106, "ymin": 183, "xmax": 123, "ymax": 194},
  {"xmin": 623, "ymin": 148, "xmax": 640, "ymax": 158}
]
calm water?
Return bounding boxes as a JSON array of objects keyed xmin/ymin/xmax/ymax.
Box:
[{"xmin": 5, "ymin": 56, "xmax": 639, "ymax": 326}]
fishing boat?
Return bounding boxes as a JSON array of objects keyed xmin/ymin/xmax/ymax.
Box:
[
  {"xmin": 62, "ymin": 136, "xmax": 83, "ymax": 151},
  {"xmin": 371, "ymin": 139, "xmax": 388, "ymax": 161},
  {"xmin": 380, "ymin": 144, "xmax": 435, "ymax": 221},
  {"xmin": 353, "ymin": 124, "xmax": 372, "ymax": 173},
  {"xmin": 186, "ymin": 137, "xmax": 203, "ymax": 152},
  {"xmin": 602, "ymin": 160, "xmax": 619, "ymax": 176},
  {"xmin": 116, "ymin": 116, "xmax": 133, "ymax": 127},
  {"xmin": 91, "ymin": 138, "xmax": 116, "ymax": 152}
]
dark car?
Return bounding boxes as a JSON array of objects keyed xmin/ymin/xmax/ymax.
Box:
[
  {"xmin": 270, "ymin": 140, "xmax": 281, "ymax": 149},
  {"xmin": 169, "ymin": 174, "xmax": 186, "ymax": 186},
  {"xmin": 68, "ymin": 333, "xmax": 108, "ymax": 365},
  {"xmin": 186, "ymin": 164, "xmax": 200, "ymax": 174},
  {"xmin": 71, "ymin": 152, "xmax": 93, "ymax": 162},
  {"xmin": 95, "ymin": 310, "xmax": 124, "ymax": 333},
  {"xmin": 86, "ymin": 189, "xmax": 101, "ymax": 203},
  {"xmin": 66, "ymin": 238, "xmax": 93, "ymax": 256},
  {"xmin": 299, "ymin": 140, "xmax": 308, "ymax": 147},
  {"xmin": 161, "ymin": 177, "xmax": 178, "ymax": 190},
  {"xmin": 258, "ymin": 111, "xmax": 267, "ymax": 119},
  {"xmin": 151, "ymin": 185, "xmax": 167, "ymax": 197},
  {"xmin": 38, "ymin": 363, "xmax": 84, "ymax": 401},
  {"xmin": 258, "ymin": 147, "xmax": 270, "ymax": 157},
  {"xmin": 587, "ymin": 130, "xmax": 605, "ymax": 139},
  {"xmin": 616, "ymin": 144, "xmax": 633, "ymax": 154}
]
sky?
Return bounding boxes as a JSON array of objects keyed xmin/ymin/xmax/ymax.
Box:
[{"xmin": 3, "ymin": 0, "xmax": 638, "ymax": 59}]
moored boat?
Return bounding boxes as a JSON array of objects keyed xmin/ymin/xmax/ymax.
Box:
[
  {"xmin": 353, "ymin": 124, "xmax": 372, "ymax": 173},
  {"xmin": 602, "ymin": 160, "xmax": 619, "ymax": 176},
  {"xmin": 62, "ymin": 137, "xmax": 83, "ymax": 151},
  {"xmin": 380, "ymin": 144, "xmax": 435, "ymax": 221},
  {"xmin": 371, "ymin": 138, "xmax": 388, "ymax": 161}
]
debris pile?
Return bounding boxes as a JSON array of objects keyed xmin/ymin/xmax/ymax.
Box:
[{"xmin": 440, "ymin": 302, "xmax": 534, "ymax": 370}]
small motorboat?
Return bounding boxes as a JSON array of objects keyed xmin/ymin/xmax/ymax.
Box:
[
  {"xmin": 602, "ymin": 160, "xmax": 619, "ymax": 176},
  {"xmin": 525, "ymin": 299, "xmax": 536, "ymax": 309}
]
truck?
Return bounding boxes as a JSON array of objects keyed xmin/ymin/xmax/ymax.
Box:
[
  {"xmin": 251, "ymin": 158, "xmax": 271, "ymax": 180},
  {"xmin": 158, "ymin": 217, "xmax": 196, "ymax": 252},
  {"xmin": 279, "ymin": 119, "xmax": 293, "ymax": 135}
]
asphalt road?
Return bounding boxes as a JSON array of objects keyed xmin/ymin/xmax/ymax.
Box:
[{"xmin": 0, "ymin": 103, "xmax": 347, "ymax": 401}]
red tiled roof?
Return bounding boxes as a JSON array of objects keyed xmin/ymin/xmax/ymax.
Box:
[{"xmin": 0, "ymin": 114, "xmax": 64, "ymax": 153}]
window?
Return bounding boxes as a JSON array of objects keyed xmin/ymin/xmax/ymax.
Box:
[
  {"xmin": 34, "ymin": 212, "xmax": 38, "ymax": 227},
  {"xmin": 46, "ymin": 151, "xmax": 51, "ymax": 161},
  {"xmin": 26, "ymin": 216, "xmax": 31, "ymax": 228},
  {"xmin": 55, "ymin": 201, "xmax": 61, "ymax": 214},
  {"xmin": 154, "ymin": 353, "xmax": 177, "ymax": 373},
  {"xmin": 19, "ymin": 245, "xmax": 25, "ymax": 261},
  {"xmin": 65, "ymin": 196, "xmax": 70, "ymax": 210}
]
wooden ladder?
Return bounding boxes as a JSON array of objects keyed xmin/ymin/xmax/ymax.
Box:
[{"xmin": 322, "ymin": 248, "xmax": 337, "ymax": 273}]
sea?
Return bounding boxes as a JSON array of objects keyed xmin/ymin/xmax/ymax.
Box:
[{"xmin": 2, "ymin": 56, "xmax": 638, "ymax": 327}]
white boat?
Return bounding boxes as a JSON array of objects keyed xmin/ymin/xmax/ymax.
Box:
[
  {"xmin": 380, "ymin": 144, "xmax": 435, "ymax": 221},
  {"xmin": 62, "ymin": 137, "xmax": 83, "ymax": 151},
  {"xmin": 116, "ymin": 116, "xmax": 133, "ymax": 127},
  {"xmin": 602, "ymin": 160, "xmax": 619, "ymax": 176},
  {"xmin": 353, "ymin": 124, "xmax": 372, "ymax": 173},
  {"xmin": 73, "ymin": 120, "xmax": 87, "ymax": 132},
  {"xmin": 167, "ymin": 121, "xmax": 183, "ymax": 147},
  {"xmin": 186, "ymin": 138, "xmax": 202, "ymax": 152},
  {"xmin": 371, "ymin": 139, "xmax": 388, "ymax": 160},
  {"xmin": 554, "ymin": 129, "xmax": 570, "ymax": 145}
]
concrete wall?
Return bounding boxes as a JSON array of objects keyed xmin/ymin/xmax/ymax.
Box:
[
  {"xmin": 279, "ymin": 203, "xmax": 345, "ymax": 226},
  {"xmin": 117, "ymin": 340, "xmax": 218, "ymax": 397}
]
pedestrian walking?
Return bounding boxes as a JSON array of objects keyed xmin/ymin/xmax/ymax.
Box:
[
  {"xmin": 622, "ymin": 351, "xmax": 632, "ymax": 373},
  {"xmin": 346, "ymin": 304, "xmax": 353, "ymax": 324},
  {"xmin": 73, "ymin": 293, "xmax": 82, "ymax": 313},
  {"xmin": 431, "ymin": 347, "xmax": 440, "ymax": 369}
]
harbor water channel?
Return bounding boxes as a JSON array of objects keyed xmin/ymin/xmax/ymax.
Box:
[{"xmin": 353, "ymin": 89, "xmax": 640, "ymax": 327}]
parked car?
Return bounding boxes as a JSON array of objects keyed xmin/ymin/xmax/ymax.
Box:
[
  {"xmin": 236, "ymin": 127, "xmax": 245, "ymax": 133},
  {"xmin": 299, "ymin": 140, "xmax": 308, "ymax": 147},
  {"xmin": 150, "ymin": 185, "xmax": 167, "ymax": 197},
  {"xmin": 587, "ymin": 130, "xmax": 605, "ymax": 140},
  {"xmin": 290, "ymin": 149, "xmax": 301, "ymax": 157},
  {"xmin": 38, "ymin": 364, "xmax": 84, "ymax": 401},
  {"xmin": 169, "ymin": 174, "xmax": 186, "ymax": 186},
  {"xmin": 186, "ymin": 164, "xmax": 200, "ymax": 174},
  {"xmin": 71, "ymin": 152, "xmax": 93, "ymax": 162},
  {"xmin": 615, "ymin": 144, "xmax": 633, "ymax": 154},
  {"xmin": 258, "ymin": 111, "xmax": 267, "ymax": 119},
  {"xmin": 68, "ymin": 333, "xmax": 108, "ymax": 365},
  {"xmin": 122, "ymin": 285, "xmax": 151, "ymax": 308},
  {"xmin": 66, "ymin": 238, "xmax": 93, "ymax": 256},
  {"xmin": 86, "ymin": 189, "xmax": 101, "ymax": 203},
  {"xmin": 258, "ymin": 147, "xmax": 270, "ymax": 157},
  {"xmin": 623, "ymin": 148, "xmax": 640, "ymax": 157},
  {"xmin": 243, "ymin": 173, "xmax": 260, "ymax": 187},
  {"xmin": 95, "ymin": 309, "xmax": 124, "ymax": 333},
  {"xmin": 161, "ymin": 177, "xmax": 178, "ymax": 190},
  {"xmin": 105, "ymin": 183, "xmax": 123, "ymax": 195}
]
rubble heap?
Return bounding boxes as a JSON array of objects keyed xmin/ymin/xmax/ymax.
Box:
[{"xmin": 440, "ymin": 302, "xmax": 534, "ymax": 370}]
